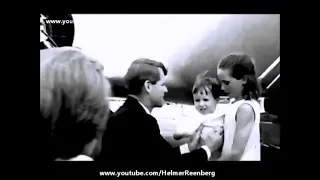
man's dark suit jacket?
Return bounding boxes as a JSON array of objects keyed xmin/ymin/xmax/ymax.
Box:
[{"xmin": 99, "ymin": 96, "xmax": 208, "ymax": 165}]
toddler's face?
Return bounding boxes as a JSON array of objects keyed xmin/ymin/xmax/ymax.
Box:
[{"xmin": 193, "ymin": 87, "xmax": 217, "ymax": 115}]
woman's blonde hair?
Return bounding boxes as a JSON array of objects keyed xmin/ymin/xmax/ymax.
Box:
[{"xmin": 40, "ymin": 47, "xmax": 111, "ymax": 159}]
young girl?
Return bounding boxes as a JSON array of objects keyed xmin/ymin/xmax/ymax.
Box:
[
  {"xmin": 174, "ymin": 71, "xmax": 225, "ymax": 161},
  {"xmin": 217, "ymin": 53, "xmax": 261, "ymax": 161}
]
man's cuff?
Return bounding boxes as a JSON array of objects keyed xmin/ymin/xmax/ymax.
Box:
[
  {"xmin": 201, "ymin": 145, "xmax": 211, "ymax": 159},
  {"xmin": 180, "ymin": 143, "xmax": 190, "ymax": 154}
]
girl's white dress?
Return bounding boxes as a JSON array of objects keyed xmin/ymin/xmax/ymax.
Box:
[{"xmin": 220, "ymin": 99, "xmax": 261, "ymax": 161}]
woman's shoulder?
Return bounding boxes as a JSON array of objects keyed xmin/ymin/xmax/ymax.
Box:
[
  {"xmin": 234, "ymin": 100, "xmax": 261, "ymax": 123},
  {"xmin": 224, "ymin": 99, "xmax": 258, "ymax": 119},
  {"xmin": 233, "ymin": 99, "xmax": 259, "ymax": 111}
]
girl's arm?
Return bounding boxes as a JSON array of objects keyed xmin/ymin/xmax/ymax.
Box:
[{"xmin": 228, "ymin": 103, "xmax": 255, "ymax": 161}]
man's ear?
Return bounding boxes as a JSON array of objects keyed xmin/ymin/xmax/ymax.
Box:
[{"xmin": 144, "ymin": 80, "xmax": 152, "ymax": 94}]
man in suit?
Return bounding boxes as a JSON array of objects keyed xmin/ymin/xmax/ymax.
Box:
[{"xmin": 99, "ymin": 58, "xmax": 223, "ymax": 165}]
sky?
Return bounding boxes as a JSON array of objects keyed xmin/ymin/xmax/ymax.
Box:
[{"xmin": 72, "ymin": 14, "xmax": 226, "ymax": 78}]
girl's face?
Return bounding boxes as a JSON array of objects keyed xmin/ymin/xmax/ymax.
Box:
[
  {"xmin": 217, "ymin": 68, "xmax": 245, "ymax": 99},
  {"xmin": 193, "ymin": 87, "xmax": 217, "ymax": 115}
]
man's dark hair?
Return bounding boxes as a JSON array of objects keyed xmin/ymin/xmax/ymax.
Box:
[
  {"xmin": 218, "ymin": 52, "xmax": 261, "ymax": 100},
  {"xmin": 124, "ymin": 58, "xmax": 167, "ymax": 95}
]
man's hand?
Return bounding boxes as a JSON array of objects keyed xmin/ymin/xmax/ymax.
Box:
[
  {"xmin": 173, "ymin": 132, "xmax": 190, "ymax": 140},
  {"xmin": 187, "ymin": 126, "xmax": 204, "ymax": 152},
  {"xmin": 200, "ymin": 125, "xmax": 224, "ymax": 152}
]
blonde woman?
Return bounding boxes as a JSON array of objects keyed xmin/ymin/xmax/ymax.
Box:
[{"xmin": 40, "ymin": 47, "xmax": 111, "ymax": 161}]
